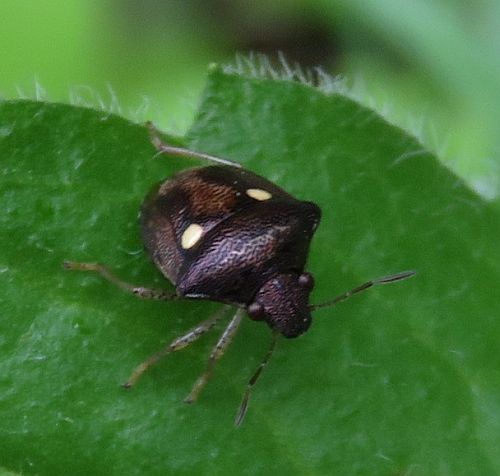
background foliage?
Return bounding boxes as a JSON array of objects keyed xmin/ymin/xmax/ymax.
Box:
[{"xmin": 1, "ymin": 0, "xmax": 500, "ymax": 197}]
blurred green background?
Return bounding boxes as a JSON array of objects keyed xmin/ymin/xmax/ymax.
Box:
[{"xmin": 1, "ymin": 0, "xmax": 499, "ymax": 198}]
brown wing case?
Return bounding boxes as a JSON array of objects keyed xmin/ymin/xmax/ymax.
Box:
[{"xmin": 140, "ymin": 165, "xmax": 319, "ymax": 297}]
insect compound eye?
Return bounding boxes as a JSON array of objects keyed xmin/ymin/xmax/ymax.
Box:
[
  {"xmin": 247, "ymin": 302, "xmax": 265, "ymax": 321},
  {"xmin": 298, "ymin": 272, "xmax": 315, "ymax": 291}
]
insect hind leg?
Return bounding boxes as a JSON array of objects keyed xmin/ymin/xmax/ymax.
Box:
[
  {"xmin": 147, "ymin": 121, "xmax": 242, "ymax": 168},
  {"xmin": 63, "ymin": 261, "xmax": 177, "ymax": 301}
]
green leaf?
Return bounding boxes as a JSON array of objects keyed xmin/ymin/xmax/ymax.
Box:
[{"xmin": 1, "ymin": 67, "xmax": 499, "ymax": 475}]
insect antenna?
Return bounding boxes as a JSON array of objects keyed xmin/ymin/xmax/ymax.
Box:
[
  {"xmin": 310, "ymin": 270, "xmax": 415, "ymax": 311},
  {"xmin": 235, "ymin": 330, "xmax": 279, "ymax": 427}
]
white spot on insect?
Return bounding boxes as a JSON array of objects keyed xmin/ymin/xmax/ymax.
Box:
[
  {"xmin": 181, "ymin": 223, "xmax": 203, "ymax": 249},
  {"xmin": 246, "ymin": 188, "xmax": 272, "ymax": 201}
]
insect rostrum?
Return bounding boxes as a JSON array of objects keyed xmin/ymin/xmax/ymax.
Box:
[{"xmin": 64, "ymin": 124, "xmax": 414, "ymax": 426}]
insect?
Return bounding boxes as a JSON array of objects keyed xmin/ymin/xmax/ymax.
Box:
[{"xmin": 64, "ymin": 123, "xmax": 414, "ymax": 426}]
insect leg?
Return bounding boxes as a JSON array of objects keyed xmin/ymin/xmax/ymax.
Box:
[
  {"xmin": 234, "ymin": 330, "xmax": 279, "ymax": 427},
  {"xmin": 63, "ymin": 261, "xmax": 177, "ymax": 300},
  {"xmin": 147, "ymin": 121, "xmax": 242, "ymax": 168},
  {"xmin": 184, "ymin": 308, "xmax": 245, "ymax": 404},
  {"xmin": 122, "ymin": 306, "xmax": 230, "ymax": 388}
]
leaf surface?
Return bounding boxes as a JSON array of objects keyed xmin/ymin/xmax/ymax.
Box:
[{"xmin": 1, "ymin": 68, "xmax": 499, "ymax": 475}]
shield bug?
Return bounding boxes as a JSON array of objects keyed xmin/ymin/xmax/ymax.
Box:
[{"xmin": 64, "ymin": 123, "xmax": 415, "ymax": 426}]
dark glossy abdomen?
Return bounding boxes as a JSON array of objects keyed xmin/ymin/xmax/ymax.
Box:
[{"xmin": 140, "ymin": 166, "xmax": 321, "ymax": 305}]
